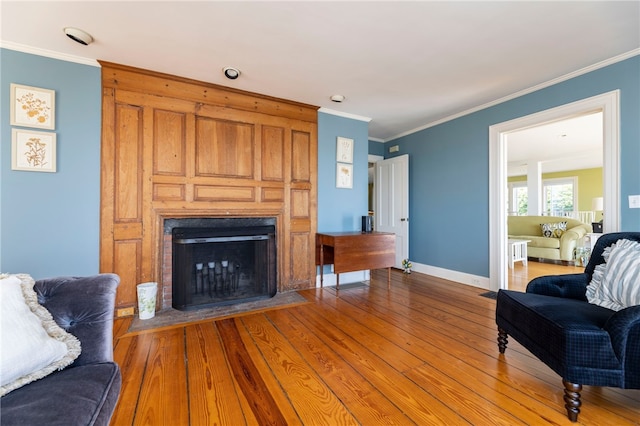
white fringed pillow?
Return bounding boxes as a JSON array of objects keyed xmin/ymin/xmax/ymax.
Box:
[
  {"xmin": 0, "ymin": 273, "xmax": 81, "ymax": 396},
  {"xmin": 586, "ymin": 239, "xmax": 640, "ymax": 311}
]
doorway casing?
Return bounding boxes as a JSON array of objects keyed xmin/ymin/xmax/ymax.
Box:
[{"xmin": 489, "ymin": 90, "xmax": 620, "ymax": 291}]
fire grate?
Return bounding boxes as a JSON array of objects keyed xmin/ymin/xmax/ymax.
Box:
[{"xmin": 169, "ymin": 218, "xmax": 277, "ymax": 311}]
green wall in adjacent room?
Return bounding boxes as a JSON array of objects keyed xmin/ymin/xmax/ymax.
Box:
[{"xmin": 509, "ymin": 167, "xmax": 604, "ymax": 220}]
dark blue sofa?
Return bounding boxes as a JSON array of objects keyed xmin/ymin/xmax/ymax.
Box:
[
  {"xmin": 0, "ymin": 274, "xmax": 122, "ymax": 425},
  {"xmin": 496, "ymin": 232, "xmax": 640, "ymax": 422}
]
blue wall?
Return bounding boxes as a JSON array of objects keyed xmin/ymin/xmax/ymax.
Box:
[
  {"xmin": 1, "ymin": 49, "xmax": 101, "ymax": 278},
  {"xmin": 0, "ymin": 49, "xmax": 369, "ymax": 279},
  {"xmin": 3, "ymin": 48, "xmax": 637, "ymax": 284},
  {"xmin": 318, "ymin": 112, "xmax": 369, "ymax": 232},
  {"xmin": 387, "ymin": 55, "xmax": 640, "ymax": 278},
  {"xmin": 368, "ymin": 140, "xmax": 385, "ymax": 157}
]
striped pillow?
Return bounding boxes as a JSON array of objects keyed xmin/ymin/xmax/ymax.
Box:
[{"xmin": 586, "ymin": 239, "xmax": 640, "ymax": 311}]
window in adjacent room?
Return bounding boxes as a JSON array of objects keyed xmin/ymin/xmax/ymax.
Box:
[
  {"xmin": 509, "ymin": 182, "xmax": 528, "ymax": 215},
  {"xmin": 543, "ymin": 177, "xmax": 576, "ymax": 216},
  {"xmin": 508, "ymin": 177, "xmax": 576, "ymax": 216}
]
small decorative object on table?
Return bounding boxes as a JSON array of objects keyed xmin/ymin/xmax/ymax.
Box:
[
  {"xmin": 402, "ymin": 258, "xmax": 412, "ymax": 274},
  {"xmin": 579, "ymin": 247, "xmax": 591, "ymax": 267}
]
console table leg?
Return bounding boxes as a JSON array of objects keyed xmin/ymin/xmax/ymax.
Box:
[
  {"xmin": 387, "ymin": 267, "xmax": 391, "ymax": 289},
  {"xmin": 319, "ymin": 244, "xmax": 324, "ymax": 288}
]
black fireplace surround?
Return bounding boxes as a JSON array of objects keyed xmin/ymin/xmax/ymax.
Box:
[{"xmin": 167, "ymin": 217, "xmax": 277, "ymax": 311}]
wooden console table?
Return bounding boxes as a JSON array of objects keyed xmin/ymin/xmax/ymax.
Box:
[{"xmin": 316, "ymin": 232, "xmax": 396, "ymax": 289}]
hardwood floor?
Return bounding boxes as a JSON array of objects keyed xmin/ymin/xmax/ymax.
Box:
[
  {"xmin": 508, "ymin": 259, "xmax": 585, "ymax": 292},
  {"xmin": 111, "ymin": 268, "xmax": 639, "ymax": 425}
]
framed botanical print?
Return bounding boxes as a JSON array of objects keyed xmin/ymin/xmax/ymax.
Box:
[
  {"xmin": 10, "ymin": 84, "xmax": 56, "ymax": 130},
  {"xmin": 336, "ymin": 162, "xmax": 353, "ymax": 189},
  {"xmin": 336, "ymin": 137, "xmax": 354, "ymax": 164},
  {"xmin": 11, "ymin": 129, "xmax": 57, "ymax": 172}
]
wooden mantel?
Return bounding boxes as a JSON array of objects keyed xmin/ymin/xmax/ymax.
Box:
[{"xmin": 99, "ymin": 62, "xmax": 319, "ymax": 310}]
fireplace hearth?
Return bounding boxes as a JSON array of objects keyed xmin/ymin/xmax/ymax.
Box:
[{"xmin": 168, "ymin": 217, "xmax": 277, "ymax": 311}]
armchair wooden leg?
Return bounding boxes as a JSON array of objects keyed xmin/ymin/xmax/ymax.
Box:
[
  {"xmin": 497, "ymin": 328, "xmax": 508, "ymax": 354},
  {"xmin": 563, "ymin": 380, "xmax": 582, "ymax": 422}
]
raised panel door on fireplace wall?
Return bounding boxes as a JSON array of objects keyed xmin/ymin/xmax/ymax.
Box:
[
  {"xmin": 287, "ymin": 126, "xmax": 317, "ymax": 288},
  {"xmin": 195, "ymin": 117, "xmax": 254, "ymax": 178},
  {"xmin": 153, "ymin": 109, "xmax": 187, "ymax": 177},
  {"xmin": 101, "ymin": 98, "xmax": 145, "ymax": 307},
  {"xmin": 291, "ymin": 130, "xmax": 311, "ymax": 183},
  {"xmin": 261, "ymin": 125, "xmax": 285, "ymax": 182},
  {"xmin": 101, "ymin": 63, "xmax": 318, "ymax": 311},
  {"xmin": 151, "ymin": 109, "xmax": 188, "ymax": 202}
]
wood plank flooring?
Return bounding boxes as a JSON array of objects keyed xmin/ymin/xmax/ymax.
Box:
[
  {"xmin": 508, "ymin": 260, "xmax": 584, "ymax": 292},
  {"xmin": 111, "ymin": 268, "xmax": 640, "ymax": 425}
]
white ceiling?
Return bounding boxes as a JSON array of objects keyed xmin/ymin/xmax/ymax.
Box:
[
  {"xmin": 368, "ymin": 110, "xmax": 604, "ymax": 181},
  {"xmin": 506, "ymin": 111, "xmax": 603, "ymax": 176},
  {"xmin": 2, "ymin": 1, "xmax": 638, "ymax": 148}
]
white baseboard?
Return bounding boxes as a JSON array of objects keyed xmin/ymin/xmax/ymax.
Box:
[
  {"xmin": 315, "ymin": 265, "xmax": 488, "ymax": 290},
  {"xmin": 412, "ymin": 262, "xmax": 490, "ymax": 290},
  {"xmin": 315, "ymin": 270, "xmax": 370, "ymax": 287}
]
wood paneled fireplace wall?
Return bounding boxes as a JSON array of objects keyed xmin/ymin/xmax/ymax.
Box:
[{"xmin": 99, "ymin": 62, "xmax": 318, "ymax": 311}]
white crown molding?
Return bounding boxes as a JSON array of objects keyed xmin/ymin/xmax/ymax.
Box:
[
  {"xmin": 3, "ymin": 39, "xmax": 636, "ymax": 143},
  {"xmin": 0, "ymin": 41, "xmax": 100, "ymax": 67},
  {"xmin": 319, "ymin": 107, "xmax": 372, "ymax": 123},
  {"xmin": 386, "ymin": 48, "xmax": 640, "ymax": 142}
]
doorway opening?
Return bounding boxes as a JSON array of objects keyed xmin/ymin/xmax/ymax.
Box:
[
  {"xmin": 489, "ymin": 91, "xmax": 620, "ymax": 291},
  {"xmin": 506, "ymin": 112, "xmax": 603, "ymax": 219},
  {"xmin": 368, "ymin": 154, "xmax": 384, "ymax": 217}
]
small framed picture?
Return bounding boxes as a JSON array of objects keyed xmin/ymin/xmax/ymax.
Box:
[
  {"xmin": 336, "ymin": 136, "xmax": 354, "ymax": 164},
  {"xmin": 12, "ymin": 129, "xmax": 57, "ymax": 173},
  {"xmin": 10, "ymin": 83, "xmax": 56, "ymax": 130},
  {"xmin": 336, "ymin": 162, "xmax": 353, "ymax": 189}
]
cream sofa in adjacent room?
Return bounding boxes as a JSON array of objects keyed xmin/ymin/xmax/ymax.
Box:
[{"xmin": 508, "ymin": 215, "xmax": 592, "ymax": 263}]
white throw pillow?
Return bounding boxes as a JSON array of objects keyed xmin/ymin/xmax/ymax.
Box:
[
  {"xmin": 0, "ymin": 273, "xmax": 81, "ymax": 396},
  {"xmin": 586, "ymin": 239, "xmax": 640, "ymax": 311}
]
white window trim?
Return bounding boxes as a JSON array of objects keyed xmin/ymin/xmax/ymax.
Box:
[
  {"xmin": 541, "ymin": 176, "xmax": 578, "ymax": 216},
  {"xmin": 508, "ymin": 181, "xmax": 527, "ymax": 216},
  {"xmin": 509, "ymin": 176, "xmax": 578, "ymax": 216}
]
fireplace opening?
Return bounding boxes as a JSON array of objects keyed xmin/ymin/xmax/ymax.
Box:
[{"xmin": 170, "ymin": 218, "xmax": 277, "ymax": 311}]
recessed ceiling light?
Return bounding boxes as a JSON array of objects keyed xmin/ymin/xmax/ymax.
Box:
[
  {"xmin": 223, "ymin": 67, "xmax": 241, "ymax": 80},
  {"xmin": 63, "ymin": 27, "xmax": 93, "ymax": 46},
  {"xmin": 330, "ymin": 94, "xmax": 345, "ymax": 103}
]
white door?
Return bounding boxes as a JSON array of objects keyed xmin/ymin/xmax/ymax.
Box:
[{"xmin": 374, "ymin": 154, "xmax": 409, "ymax": 268}]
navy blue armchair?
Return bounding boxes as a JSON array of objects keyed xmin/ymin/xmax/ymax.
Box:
[{"xmin": 496, "ymin": 232, "xmax": 640, "ymax": 422}]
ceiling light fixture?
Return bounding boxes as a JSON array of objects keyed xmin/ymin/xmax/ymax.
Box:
[
  {"xmin": 330, "ymin": 94, "xmax": 345, "ymax": 103},
  {"xmin": 223, "ymin": 67, "xmax": 241, "ymax": 80},
  {"xmin": 63, "ymin": 27, "xmax": 93, "ymax": 46}
]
